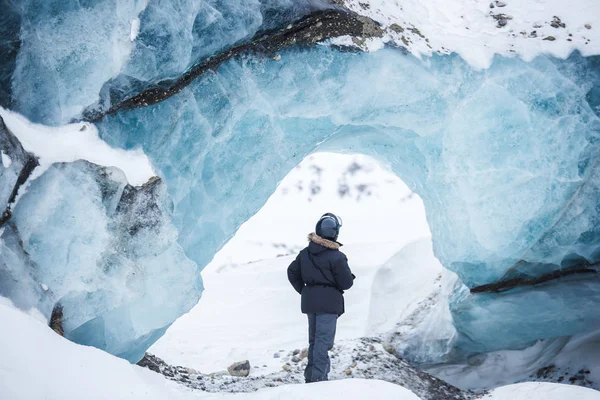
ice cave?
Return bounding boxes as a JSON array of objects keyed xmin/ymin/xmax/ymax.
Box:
[{"xmin": 1, "ymin": 0, "xmax": 600, "ymax": 369}]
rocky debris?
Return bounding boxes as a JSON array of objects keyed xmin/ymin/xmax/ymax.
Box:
[
  {"xmin": 138, "ymin": 338, "xmax": 471, "ymax": 400},
  {"xmin": 585, "ymin": 24, "xmax": 592, "ymax": 30},
  {"xmin": 543, "ymin": 36, "xmax": 556, "ymax": 41},
  {"xmin": 299, "ymin": 348, "xmax": 308, "ymax": 360},
  {"xmin": 490, "ymin": 1, "xmax": 506, "ymax": 8},
  {"xmin": 228, "ymin": 360, "xmax": 251, "ymax": 377},
  {"xmin": 389, "ymin": 23, "xmax": 404, "ymax": 33},
  {"xmin": 273, "ymin": 353, "xmax": 280, "ymax": 359},
  {"xmin": 491, "ymin": 13, "xmax": 512, "ymax": 28},
  {"xmin": 529, "ymin": 365, "xmax": 594, "ymax": 388}
]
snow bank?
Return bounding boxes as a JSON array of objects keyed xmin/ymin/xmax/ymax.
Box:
[
  {"xmin": 207, "ymin": 379, "xmax": 420, "ymax": 400},
  {"xmin": 0, "ymin": 107, "xmax": 154, "ymax": 186},
  {"xmin": 484, "ymin": 382, "xmax": 600, "ymax": 399},
  {"xmin": 0, "ymin": 300, "xmax": 197, "ymax": 400}
]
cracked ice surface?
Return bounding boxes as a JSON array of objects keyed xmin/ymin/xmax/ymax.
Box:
[
  {"xmin": 96, "ymin": 48, "xmax": 600, "ymax": 357},
  {"xmin": 7, "ymin": 161, "xmax": 202, "ymax": 362},
  {"xmin": 98, "ymin": 48, "xmax": 600, "ymax": 289}
]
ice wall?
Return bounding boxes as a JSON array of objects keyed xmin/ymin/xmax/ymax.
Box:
[
  {"xmin": 2, "ymin": 0, "xmax": 600, "ymax": 363},
  {"xmin": 96, "ymin": 48, "xmax": 600, "ymax": 359},
  {"xmin": 0, "ymin": 155, "xmax": 202, "ymax": 362},
  {"xmin": 5, "ymin": 0, "xmax": 332, "ymax": 125}
]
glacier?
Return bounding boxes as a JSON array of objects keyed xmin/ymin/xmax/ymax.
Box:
[{"xmin": 1, "ymin": 0, "xmax": 600, "ymax": 365}]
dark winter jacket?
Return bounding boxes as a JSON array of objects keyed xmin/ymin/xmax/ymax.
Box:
[{"xmin": 287, "ymin": 233, "xmax": 355, "ymax": 316}]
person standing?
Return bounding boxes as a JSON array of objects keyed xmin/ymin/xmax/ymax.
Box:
[{"xmin": 287, "ymin": 213, "xmax": 355, "ymax": 383}]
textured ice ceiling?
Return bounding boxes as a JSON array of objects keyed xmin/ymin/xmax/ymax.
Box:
[{"xmin": 1, "ymin": 0, "xmax": 600, "ymax": 364}]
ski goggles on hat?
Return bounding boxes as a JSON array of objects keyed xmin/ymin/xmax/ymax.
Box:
[{"xmin": 320, "ymin": 213, "xmax": 343, "ymax": 228}]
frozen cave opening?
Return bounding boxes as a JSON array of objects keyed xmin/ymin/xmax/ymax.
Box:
[{"xmin": 148, "ymin": 152, "xmax": 433, "ymax": 374}]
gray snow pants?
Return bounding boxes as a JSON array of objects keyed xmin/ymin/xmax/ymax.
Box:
[{"xmin": 304, "ymin": 313, "xmax": 338, "ymax": 383}]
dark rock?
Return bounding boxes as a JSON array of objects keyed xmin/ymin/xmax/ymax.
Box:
[
  {"xmin": 536, "ymin": 365, "xmax": 556, "ymax": 379},
  {"xmin": 389, "ymin": 23, "xmax": 404, "ymax": 33},
  {"xmin": 543, "ymin": 36, "xmax": 556, "ymax": 41},
  {"xmin": 227, "ymin": 360, "xmax": 251, "ymax": 377},
  {"xmin": 137, "ymin": 353, "xmax": 166, "ymax": 374},
  {"xmin": 550, "ymin": 16, "xmax": 566, "ymax": 29},
  {"xmin": 49, "ymin": 303, "xmax": 64, "ymax": 337},
  {"xmin": 292, "ymin": 349, "xmax": 300, "ymax": 356},
  {"xmin": 0, "ymin": 115, "xmax": 39, "ymax": 226},
  {"xmin": 585, "ymin": 24, "xmax": 592, "ymax": 29}
]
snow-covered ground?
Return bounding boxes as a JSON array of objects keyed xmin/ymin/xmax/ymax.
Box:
[{"xmin": 338, "ymin": 0, "xmax": 600, "ymax": 69}]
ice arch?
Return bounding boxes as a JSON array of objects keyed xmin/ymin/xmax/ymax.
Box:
[
  {"xmin": 3, "ymin": 41, "xmax": 600, "ymax": 363},
  {"xmin": 98, "ymin": 48, "xmax": 600, "ymax": 286},
  {"xmin": 92, "ymin": 47, "xmax": 600, "ymax": 361}
]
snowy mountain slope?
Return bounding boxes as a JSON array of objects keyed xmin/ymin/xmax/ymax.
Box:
[
  {"xmin": 209, "ymin": 152, "xmax": 429, "ymax": 267},
  {"xmin": 337, "ymin": 0, "xmax": 600, "ymax": 68}
]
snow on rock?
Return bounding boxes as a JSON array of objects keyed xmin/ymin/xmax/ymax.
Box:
[
  {"xmin": 484, "ymin": 382, "xmax": 600, "ymax": 399},
  {"xmin": 0, "ymin": 107, "xmax": 154, "ymax": 186},
  {"xmin": 337, "ymin": 0, "xmax": 600, "ymax": 69},
  {"xmin": 1, "ymin": 151, "xmax": 11, "ymax": 168},
  {"xmin": 130, "ymin": 18, "xmax": 141, "ymax": 42}
]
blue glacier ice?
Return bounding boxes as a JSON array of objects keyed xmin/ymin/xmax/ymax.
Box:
[
  {"xmin": 4, "ymin": 160, "xmax": 202, "ymax": 361},
  {"xmin": 2, "ymin": 0, "xmax": 600, "ymax": 365},
  {"xmin": 6, "ymin": 0, "xmax": 332, "ymax": 125}
]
